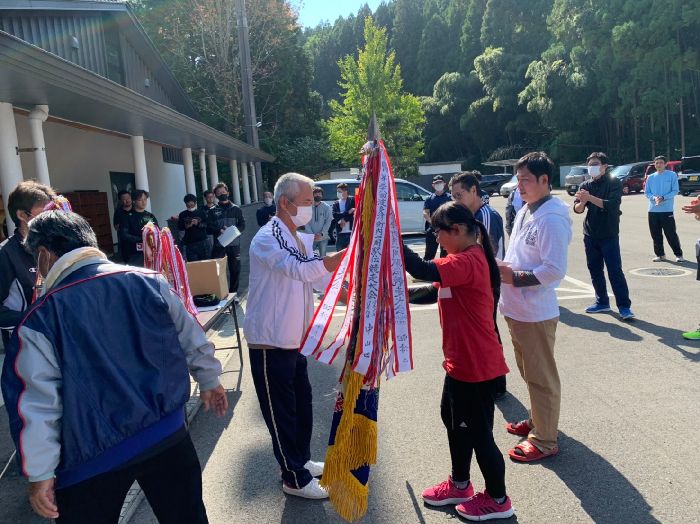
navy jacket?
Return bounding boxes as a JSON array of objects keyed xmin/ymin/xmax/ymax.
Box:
[{"xmin": 1, "ymin": 256, "xmax": 221, "ymax": 488}]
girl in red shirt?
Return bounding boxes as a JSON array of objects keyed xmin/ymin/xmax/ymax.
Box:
[{"xmin": 402, "ymin": 202, "xmax": 513, "ymax": 521}]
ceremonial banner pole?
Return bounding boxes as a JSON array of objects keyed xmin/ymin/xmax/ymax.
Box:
[{"xmin": 300, "ymin": 115, "xmax": 413, "ymax": 521}]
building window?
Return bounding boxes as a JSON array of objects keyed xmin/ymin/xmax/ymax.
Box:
[
  {"xmin": 162, "ymin": 147, "xmax": 183, "ymax": 165},
  {"xmin": 103, "ymin": 14, "xmax": 124, "ymax": 85}
]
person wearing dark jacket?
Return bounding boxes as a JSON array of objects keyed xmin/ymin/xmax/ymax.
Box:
[
  {"xmin": 208, "ymin": 182, "xmax": 246, "ymax": 293},
  {"xmin": 505, "ymin": 188, "xmax": 524, "ymax": 236},
  {"xmin": 112, "ymin": 190, "xmax": 133, "ymax": 262},
  {"xmin": 574, "ymin": 152, "xmax": 634, "ymax": 320},
  {"xmin": 423, "ymin": 175, "xmax": 452, "ymax": 260},
  {"xmin": 256, "ymin": 191, "xmax": 276, "ymax": 226},
  {"xmin": 0, "ymin": 181, "xmax": 55, "ymax": 348},
  {"xmin": 332, "ymin": 183, "xmax": 355, "ymax": 251},
  {"xmin": 1, "ymin": 210, "xmax": 227, "ymax": 522},
  {"xmin": 118, "ymin": 189, "xmax": 158, "ymax": 267},
  {"xmin": 179, "ymin": 194, "xmax": 209, "ymax": 262}
]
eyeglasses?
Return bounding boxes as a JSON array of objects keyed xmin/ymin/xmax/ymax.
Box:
[{"xmin": 432, "ymin": 224, "xmax": 452, "ymax": 237}]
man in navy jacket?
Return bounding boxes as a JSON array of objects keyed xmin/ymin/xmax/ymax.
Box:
[{"xmin": 2, "ymin": 211, "xmax": 227, "ymax": 522}]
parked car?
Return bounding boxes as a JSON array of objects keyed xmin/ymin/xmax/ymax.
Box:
[
  {"xmin": 564, "ymin": 166, "xmax": 589, "ymax": 195},
  {"xmin": 479, "ymin": 174, "xmax": 513, "ymax": 195},
  {"xmin": 678, "ymin": 156, "xmax": 700, "ymax": 196},
  {"xmin": 499, "ymin": 175, "xmax": 518, "ymax": 197},
  {"xmin": 610, "ymin": 162, "xmax": 648, "ymax": 194},
  {"xmin": 313, "ymin": 178, "xmax": 432, "ymax": 242}
]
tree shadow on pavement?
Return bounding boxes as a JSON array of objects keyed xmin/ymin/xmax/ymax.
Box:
[
  {"xmin": 559, "ymin": 307, "xmax": 643, "ymax": 342},
  {"xmin": 623, "ymin": 318, "xmax": 700, "ymax": 363},
  {"xmin": 559, "ymin": 306, "xmax": 700, "ymax": 362},
  {"xmin": 497, "ymin": 395, "xmax": 660, "ymax": 524}
]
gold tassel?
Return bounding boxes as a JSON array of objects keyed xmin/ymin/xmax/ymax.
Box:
[
  {"xmin": 324, "ymin": 469, "xmax": 369, "ymax": 522},
  {"xmin": 320, "ymin": 168, "xmax": 379, "ymax": 522}
]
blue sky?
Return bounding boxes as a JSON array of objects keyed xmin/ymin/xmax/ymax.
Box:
[{"xmin": 295, "ymin": 0, "xmax": 384, "ymax": 28}]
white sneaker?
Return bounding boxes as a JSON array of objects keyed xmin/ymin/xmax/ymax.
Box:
[
  {"xmin": 652, "ymin": 256, "xmax": 666, "ymax": 262},
  {"xmin": 676, "ymin": 256, "xmax": 686, "ymax": 263},
  {"xmin": 305, "ymin": 460, "xmax": 324, "ymax": 477},
  {"xmin": 282, "ymin": 478, "xmax": 328, "ymax": 499}
]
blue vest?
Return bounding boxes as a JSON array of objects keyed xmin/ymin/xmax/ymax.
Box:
[{"xmin": 4, "ymin": 263, "xmax": 190, "ymax": 488}]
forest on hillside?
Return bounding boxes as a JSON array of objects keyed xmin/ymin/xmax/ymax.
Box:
[{"xmin": 135, "ymin": 0, "xmax": 700, "ymax": 182}]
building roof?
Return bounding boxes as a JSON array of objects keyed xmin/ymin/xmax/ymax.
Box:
[
  {"xmin": 0, "ymin": 31, "xmax": 273, "ymax": 162},
  {"xmin": 419, "ymin": 161, "xmax": 463, "ymax": 167},
  {"xmin": 482, "ymin": 159, "xmax": 520, "ymax": 167}
]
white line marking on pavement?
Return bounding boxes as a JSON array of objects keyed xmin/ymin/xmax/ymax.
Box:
[{"xmin": 316, "ymin": 274, "xmax": 603, "ymax": 317}]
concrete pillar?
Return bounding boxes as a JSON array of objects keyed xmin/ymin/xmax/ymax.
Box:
[
  {"xmin": 27, "ymin": 105, "xmax": 50, "ymax": 186},
  {"xmin": 131, "ymin": 136, "xmax": 151, "ymax": 211},
  {"xmin": 182, "ymin": 147, "xmax": 196, "ymax": 195},
  {"xmin": 208, "ymin": 154, "xmax": 219, "ymax": 187},
  {"xmin": 229, "ymin": 159, "xmax": 241, "ymax": 206},
  {"xmin": 240, "ymin": 161, "xmax": 251, "ymax": 205},
  {"xmin": 198, "ymin": 149, "xmax": 207, "ymax": 192},
  {"xmin": 248, "ymin": 161, "xmax": 258, "ymax": 202},
  {"xmin": 0, "ymin": 103, "xmax": 24, "ymax": 236}
]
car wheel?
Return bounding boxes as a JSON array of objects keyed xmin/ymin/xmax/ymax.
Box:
[
  {"xmin": 622, "ymin": 185, "xmax": 630, "ymax": 195},
  {"xmin": 682, "ymin": 190, "xmax": 691, "ymax": 196},
  {"xmin": 567, "ymin": 190, "xmax": 576, "ymax": 196}
]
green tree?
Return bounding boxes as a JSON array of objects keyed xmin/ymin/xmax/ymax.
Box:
[
  {"xmin": 417, "ymin": 14, "xmax": 451, "ymax": 94},
  {"xmin": 390, "ymin": 0, "xmax": 424, "ymax": 93},
  {"xmin": 135, "ymin": 0, "xmax": 327, "ymax": 181},
  {"xmin": 460, "ymin": 0, "xmax": 487, "ymax": 72},
  {"xmin": 327, "ymin": 17, "xmax": 425, "ymax": 178}
]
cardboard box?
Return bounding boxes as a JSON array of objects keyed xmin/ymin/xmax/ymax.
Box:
[{"xmin": 186, "ymin": 257, "xmax": 228, "ymax": 300}]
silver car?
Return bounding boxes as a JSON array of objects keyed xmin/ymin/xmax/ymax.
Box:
[
  {"xmin": 499, "ymin": 175, "xmax": 518, "ymax": 197},
  {"xmin": 314, "ymin": 178, "xmax": 432, "ymax": 235},
  {"xmin": 564, "ymin": 166, "xmax": 590, "ymax": 195}
]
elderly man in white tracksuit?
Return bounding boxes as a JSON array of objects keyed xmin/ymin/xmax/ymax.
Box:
[{"xmin": 243, "ymin": 173, "xmax": 345, "ymax": 499}]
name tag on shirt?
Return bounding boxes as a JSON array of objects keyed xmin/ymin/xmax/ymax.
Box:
[{"xmin": 438, "ymin": 287, "xmax": 452, "ymax": 299}]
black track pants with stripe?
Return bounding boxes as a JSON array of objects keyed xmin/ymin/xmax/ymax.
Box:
[{"xmin": 249, "ymin": 348, "xmax": 313, "ymax": 489}]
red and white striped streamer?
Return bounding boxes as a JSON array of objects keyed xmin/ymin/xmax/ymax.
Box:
[{"xmin": 299, "ymin": 140, "xmax": 413, "ymax": 383}]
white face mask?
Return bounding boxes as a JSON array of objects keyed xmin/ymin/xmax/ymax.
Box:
[
  {"xmin": 588, "ymin": 165, "xmax": 601, "ymax": 177},
  {"xmin": 434, "ymin": 183, "xmax": 445, "ymax": 192},
  {"xmin": 290, "ymin": 204, "xmax": 313, "ymax": 227},
  {"xmin": 264, "ymin": 197, "xmax": 273, "ymax": 206}
]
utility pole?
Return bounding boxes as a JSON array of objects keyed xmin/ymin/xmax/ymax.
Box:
[{"xmin": 235, "ymin": 0, "xmax": 262, "ymax": 200}]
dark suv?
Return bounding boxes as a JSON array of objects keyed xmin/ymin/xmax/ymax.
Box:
[
  {"xmin": 479, "ymin": 174, "xmax": 513, "ymax": 195},
  {"xmin": 610, "ymin": 162, "xmax": 648, "ymax": 194},
  {"xmin": 679, "ymin": 156, "xmax": 700, "ymax": 196}
]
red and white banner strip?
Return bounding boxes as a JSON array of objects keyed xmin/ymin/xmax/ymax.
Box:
[{"xmin": 353, "ymin": 151, "xmax": 390, "ymax": 375}]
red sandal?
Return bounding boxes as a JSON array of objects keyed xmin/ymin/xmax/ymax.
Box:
[
  {"xmin": 508, "ymin": 440, "xmax": 559, "ymax": 462},
  {"xmin": 505, "ymin": 419, "xmax": 532, "ymax": 436}
]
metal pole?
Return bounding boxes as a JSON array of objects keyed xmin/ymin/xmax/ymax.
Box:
[{"xmin": 235, "ymin": 0, "xmax": 262, "ymax": 196}]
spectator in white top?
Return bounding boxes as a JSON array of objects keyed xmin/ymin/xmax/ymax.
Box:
[
  {"xmin": 498, "ymin": 152, "xmax": 572, "ymax": 463},
  {"xmin": 243, "ymin": 173, "xmax": 345, "ymax": 500}
]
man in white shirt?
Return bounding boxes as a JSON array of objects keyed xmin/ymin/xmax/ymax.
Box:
[
  {"xmin": 498, "ymin": 152, "xmax": 572, "ymax": 463},
  {"xmin": 244, "ymin": 173, "xmax": 344, "ymax": 499}
]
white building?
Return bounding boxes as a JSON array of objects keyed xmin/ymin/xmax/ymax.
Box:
[{"xmin": 0, "ymin": 0, "xmax": 272, "ymax": 250}]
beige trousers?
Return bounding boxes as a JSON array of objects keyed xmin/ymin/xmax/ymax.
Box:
[{"xmin": 505, "ymin": 316, "xmax": 561, "ymax": 451}]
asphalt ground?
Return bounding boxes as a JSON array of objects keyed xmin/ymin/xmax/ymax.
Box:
[
  {"xmin": 133, "ymin": 190, "xmax": 700, "ymax": 524},
  {"xmin": 2, "ymin": 190, "xmax": 698, "ymax": 523}
]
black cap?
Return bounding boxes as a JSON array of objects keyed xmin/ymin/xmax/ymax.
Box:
[{"xmin": 432, "ymin": 175, "xmax": 445, "ymax": 182}]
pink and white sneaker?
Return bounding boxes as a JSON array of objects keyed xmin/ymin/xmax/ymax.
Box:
[
  {"xmin": 455, "ymin": 491, "xmax": 514, "ymax": 521},
  {"xmin": 421, "ymin": 476, "xmax": 474, "ymax": 506}
]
